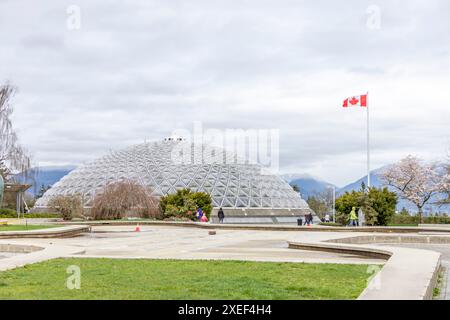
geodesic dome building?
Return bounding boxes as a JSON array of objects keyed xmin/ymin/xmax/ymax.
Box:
[{"xmin": 35, "ymin": 138, "xmax": 311, "ymax": 223}]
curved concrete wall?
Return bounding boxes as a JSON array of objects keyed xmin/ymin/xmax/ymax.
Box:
[{"xmin": 288, "ymin": 239, "xmax": 441, "ymax": 300}]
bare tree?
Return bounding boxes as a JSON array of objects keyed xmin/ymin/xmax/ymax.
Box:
[
  {"xmin": 381, "ymin": 155, "xmax": 448, "ymax": 223},
  {"xmin": 91, "ymin": 180, "xmax": 160, "ymax": 220},
  {"xmin": 0, "ymin": 83, "xmax": 31, "ymax": 181},
  {"xmin": 49, "ymin": 194, "xmax": 83, "ymax": 221}
]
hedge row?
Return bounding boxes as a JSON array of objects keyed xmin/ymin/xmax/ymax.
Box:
[
  {"xmin": 389, "ymin": 214, "xmax": 450, "ymax": 225},
  {"xmin": 0, "ymin": 208, "xmax": 60, "ymax": 219}
]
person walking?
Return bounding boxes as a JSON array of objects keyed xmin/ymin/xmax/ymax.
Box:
[
  {"xmin": 304, "ymin": 213, "xmax": 313, "ymax": 226},
  {"xmin": 348, "ymin": 207, "xmax": 358, "ymax": 226},
  {"xmin": 218, "ymin": 207, "xmax": 225, "ymax": 223},
  {"xmin": 200, "ymin": 213, "xmax": 208, "ymax": 223}
]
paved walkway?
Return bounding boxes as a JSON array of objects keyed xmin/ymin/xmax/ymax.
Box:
[
  {"xmin": 0, "ymin": 225, "xmax": 90, "ymax": 239},
  {"xmin": 0, "ymin": 252, "xmax": 20, "ymax": 259},
  {"xmin": 378, "ymin": 243, "xmax": 450, "ymax": 300},
  {"xmin": 1, "ymin": 226, "xmax": 385, "ymax": 265},
  {"xmin": 1, "ymin": 225, "xmax": 446, "ymax": 300},
  {"xmin": 0, "ymin": 243, "xmax": 85, "ymax": 272}
]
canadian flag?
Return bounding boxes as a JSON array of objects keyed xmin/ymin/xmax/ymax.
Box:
[{"xmin": 343, "ymin": 94, "xmax": 367, "ymax": 107}]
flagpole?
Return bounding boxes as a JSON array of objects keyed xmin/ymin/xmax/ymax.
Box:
[{"xmin": 366, "ymin": 91, "xmax": 370, "ymax": 189}]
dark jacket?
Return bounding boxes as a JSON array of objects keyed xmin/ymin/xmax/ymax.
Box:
[{"xmin": 218, "ymin": 209, "xmax": 225, "ymax": 218}]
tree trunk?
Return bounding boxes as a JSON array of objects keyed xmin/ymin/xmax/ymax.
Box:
[{"xmin": 418, "ymin": 207, "xmax": 424, "ymax": 224}]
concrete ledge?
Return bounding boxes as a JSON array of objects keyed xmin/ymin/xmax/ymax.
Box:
[
  {"xmin": 419, "ymin": 224, "xmax": 450, "ymax": 229},
  {"xmin": 288, "ymin": 240, "xmax": 441, "ymax": 300},
  {"xmin": 289, "ymin": 242, "xmax": 392, "ymax": 260},
  {"xmin": 0, "ymin": 225, "xmax": 91, "ymax": 239},
  {"xmin": 18, "ymin": 218, "xmax": 62, "ymax": 224},
  {"xmin": 54, "ymin": 220, "xmax": 450, "ymax": 234},
  {"xmin": 327, "ymin": 234, "xmax": 450, "ymax": 245},
  {"xmin": 0, "ymin": 243, "xmax": 86, "ymax": 272}
]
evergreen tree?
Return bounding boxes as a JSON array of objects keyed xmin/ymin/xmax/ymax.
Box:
[
  {"xmin": 335, "ymin": 187, "xmax": 397, "ymax": 226},
  {"xmin": 36, "ymin": 184, "xmax": 51, "ymax": 199}
]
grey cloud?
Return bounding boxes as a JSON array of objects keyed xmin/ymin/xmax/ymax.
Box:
[{"xmin": 1, "ymin": 0, "xmax": 449, "ymax": 185}]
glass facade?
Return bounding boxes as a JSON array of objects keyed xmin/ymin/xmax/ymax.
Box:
[{"xmin": 35, "ymin": 140, "xmax": 309, "ymax": 211}]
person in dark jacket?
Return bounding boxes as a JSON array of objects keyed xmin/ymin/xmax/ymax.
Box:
[
  {"xmin": 218, "ymin": 207, "xmax": 225, "ymax": 223},
  {"xmin": 304, "ymin": 213, "xmax": 310, "ymax": 226},
  {"xmin": 304, "ymin": 213, "xmax": 313, "ymax": 226}
]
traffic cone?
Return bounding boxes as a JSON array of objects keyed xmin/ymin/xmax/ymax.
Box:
[{"xmin": 135, "ymin": 224, "xmax": 141, "ymax": 232}]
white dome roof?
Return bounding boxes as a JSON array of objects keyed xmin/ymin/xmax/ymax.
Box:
[{"xmin": 36, "ymin": 140, "xmax": 309, "ymax": 210}]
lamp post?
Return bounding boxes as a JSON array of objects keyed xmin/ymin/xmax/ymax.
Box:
[
  {"xmin": 327, "ymin": 186, "xmax": 336, "ymax": 223},
  {"xmin": 0, "ymin": 175, "xmax": 3, "ymax": 207}
]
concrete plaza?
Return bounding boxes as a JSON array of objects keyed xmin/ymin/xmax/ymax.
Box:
[
  {"xmin": 1, "ymin": 226, "xmax": 385, "ymax": 264},
  {"xmin": 1, "ymin": 224, "xmax": 448, "ymax": 300}
]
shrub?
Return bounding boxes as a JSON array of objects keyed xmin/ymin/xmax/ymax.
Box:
[
  {"xmin": 335, "ymin": 191, "xmax": 360, "ymax": 225},
  {"xmin": 48, "ymin": 195, "xmax": 83, "ymax": 221},
  {"xmin": 24, "ymin": 212, "xmax": 61, "ymax": 219},
  {"xmin": 319, "ymin": 222, "xmax": 343, "ymax": 227},
  {"xmin": 164, "ymin": 204, "xmax": 181, "ymax": 216},
  {"xmin": 0, "ymin": 209, "xmax": 61, "ymax": 219},
  {"xmin": 389, "ymin": 213, "xmax": 450, "ymax": 225},
  {"xmin": 160, "ymin": 189, "xmax": 190, "ymax": 213},
  {"xmin": 335, "ymin": 187, "xmax": 397, "ymax": 226},
  {"xmin": 160, "ymin": 188, "xmax": 212, "ymax": 221},
  {"xmin": 190, "ymin": 192, "xmax": 212, "ymax": 217},
  {"xmin": 0, "ymin": 208, "xmax": 17, "ymax": 218},
  {"xmin": 91, "ymin": 180, "xmax": 160, "ymax": 220},
  {"xmin": 424, "ymin": 215, "xmax": 450, "ymax": 224},
  {"xmin": 367, "ymin": 187, "xmax": 397, "ymax": 225}
]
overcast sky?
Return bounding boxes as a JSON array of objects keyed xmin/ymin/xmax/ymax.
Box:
[{"xmin": 1, "ymin": 0, "xmax": 449, "ymax": 186}]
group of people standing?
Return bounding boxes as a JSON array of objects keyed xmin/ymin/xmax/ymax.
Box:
[
  {"xmin": 196, "ymin": 208, "xmax": 208, "ymax": 222},
  {"xmin": 197, "ymin": 207, "xmax": 360, "ymax": 227},
  {"xmin": 318, "ymin": 207, "xmax": 360, "ymax": 226},
  {"xmin": 195, "ymin": 207, "xmax": 226, "ymax": 223}
]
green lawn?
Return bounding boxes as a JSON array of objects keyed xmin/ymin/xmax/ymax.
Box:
[
  {"xmin": 0, "ymin": 224, "xmax": 57, "ymax": 232},
  {"xmin": 0, "ymin": 258, "xmax": 372, "ymax": 300}
]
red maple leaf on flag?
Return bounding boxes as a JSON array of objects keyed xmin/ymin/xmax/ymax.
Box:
[
  {"xmin": 343, "ymin": 94, "xmax": 368, "ymax": 107},
  {"xmin": 349, "ymin": 97, "xmax": 359, "ymax": 105}
]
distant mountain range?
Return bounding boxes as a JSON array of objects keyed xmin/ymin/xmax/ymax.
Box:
[
  {"xmin": 285, "ymin": 168, "xmax": 449, "ymax": 214},
  {"xmin": 15, "ymin": 165, "xmax": 76, "ymax": 196},
  {"xmin": 336, "ymin": 167, "xmax": 386, "ymax": 195},
  {"xmin": 15, "ymin": 164, "xmax": 449, "ymax": 214},
  {"xmin": 280, "ymin": 174, "xmax": 336, "ymax": 199}
]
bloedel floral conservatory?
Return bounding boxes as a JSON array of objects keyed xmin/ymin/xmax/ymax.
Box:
[{"xmin": 35, "ymin": 138, "xmax": 312, "ymax": 223}]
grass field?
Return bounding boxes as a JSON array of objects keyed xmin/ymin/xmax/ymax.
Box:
[
  {"xmin": 0, "ymin": 258, "xmax": 372, "ymax": 300},
  {"xmin": 0, "ymin": 224, "xmax": 57, "ymax": 232}
]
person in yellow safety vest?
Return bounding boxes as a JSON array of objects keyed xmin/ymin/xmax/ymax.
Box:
[{"xmin": 348, "ymin": 207, "xmax": 358, "ymax": 227}]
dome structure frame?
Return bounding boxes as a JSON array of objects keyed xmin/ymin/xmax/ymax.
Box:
[{"xmin": 35, "ymin": 140, "xmax": 312, "ymax": 222}]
